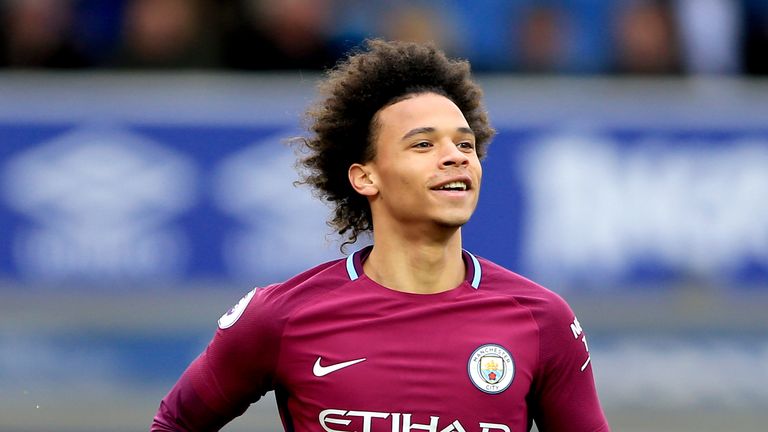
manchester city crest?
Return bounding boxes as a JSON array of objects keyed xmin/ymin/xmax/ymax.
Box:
[{"xmin": 468, "ymin": 344, "xmax": 515, "ymax": 394}]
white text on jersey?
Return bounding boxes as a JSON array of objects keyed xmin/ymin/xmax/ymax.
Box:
[
  {"xmin": 569, "ymin": 316, "xmax": 591, "ymax": 371},
  {"xmin": 319, "ymin": 409, "xmax": 511, "ymax": 432}
]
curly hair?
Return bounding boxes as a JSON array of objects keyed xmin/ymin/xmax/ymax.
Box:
[{"xmin": 294, "ymin": 39, "xmax": 496, "ymax": 245}]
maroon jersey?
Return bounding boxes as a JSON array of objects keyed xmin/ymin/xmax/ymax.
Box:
[{"xmin": 152, "ymin": 247, "xmax": 609, "ymax": 431}]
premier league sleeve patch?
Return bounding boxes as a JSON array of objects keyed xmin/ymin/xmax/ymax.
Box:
[
  {"xmin": 218, "ymin": 288, "xmax": 257, "ymax": 329},
  {"xmin": 468, "ymin": 344, "xmax": 515, "ymax": 394}
]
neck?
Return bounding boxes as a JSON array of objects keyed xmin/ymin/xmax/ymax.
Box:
[{"xmin": 363, "ymin": 226, "xmax": 466, "ymax": 294}]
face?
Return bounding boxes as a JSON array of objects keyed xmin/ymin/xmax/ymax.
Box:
[{"xmin": 351, "ymin": 92, "xmax": 482, "ymax": 233}]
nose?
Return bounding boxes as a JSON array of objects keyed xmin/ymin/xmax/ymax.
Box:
[{"xmin": 440, "ymin": 142, "xmax": 470, "ymax": 168}]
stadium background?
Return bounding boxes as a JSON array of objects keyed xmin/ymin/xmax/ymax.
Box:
[{"xmin": 1, "ymin": 1, "xmax": 767, "ymax": 431}]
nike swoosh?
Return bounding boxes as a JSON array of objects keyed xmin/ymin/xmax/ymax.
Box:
[{"xmin": 313, "ymin": 357, "xmax": 367, "ymax": 377}]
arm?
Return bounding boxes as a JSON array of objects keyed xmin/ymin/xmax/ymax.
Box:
[
  {"xmin": 151, "ymin": 360, "xmax": 245, "ymax": 431},
  {"xmin": 529, "ymin": 295, "xmax": 610, "ymax": 432},
  {"xmin": 151, "ymin": 288, "xmax": 281, "ymax": 431}
]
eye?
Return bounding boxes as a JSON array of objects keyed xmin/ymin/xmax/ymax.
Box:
[
  {"xmin": 457, "ymin": 141, "xmax": 475, "ymax": 151},
  {"xmin": 413, "ymin": 141, "xmax": 432, "ymax": 149}
]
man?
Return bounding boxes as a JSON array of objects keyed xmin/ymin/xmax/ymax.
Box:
[{"xmin": 152, "ymin": 39, "xmax": 610, "ymax": 432}]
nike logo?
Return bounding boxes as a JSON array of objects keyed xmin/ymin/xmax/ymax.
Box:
[{"xmin": 313, "ymin": 357, "xmax": 367, "ymax": 377}]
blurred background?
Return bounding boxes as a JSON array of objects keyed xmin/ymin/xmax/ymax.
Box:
[{"xmin": 1, "ymin": 0, "xmax": 767, "ymax": 431}]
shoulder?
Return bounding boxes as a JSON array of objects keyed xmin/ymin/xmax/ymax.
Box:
[
  {"xmin": 473, "ymin": 254, "xmax": 576, "ymax": 325},
  {"xmin": 474, "ymin": 255, "xmax": 568, "ymax": 307},
  {"xmin": 217, "ymin": 256, "xmax": 353, "ymax": 331}
]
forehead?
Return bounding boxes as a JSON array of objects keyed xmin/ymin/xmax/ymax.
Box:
[{"xmin": 375, "ymin": 93, "xmax": 469, "ymax": 135}]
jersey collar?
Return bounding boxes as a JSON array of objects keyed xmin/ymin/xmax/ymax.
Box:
[{"xmin": 345, "ymin": 245, "xmax": 482, "ymax": 289}]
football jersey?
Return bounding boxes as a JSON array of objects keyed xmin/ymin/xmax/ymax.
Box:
[{"xmin": 152, "ymin": 247, "xmax": 609, "ymax": 432}]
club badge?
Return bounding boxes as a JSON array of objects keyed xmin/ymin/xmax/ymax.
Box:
[{"xmin": 468, "ymin": 344, "xmax": 515, "ymax": 394}]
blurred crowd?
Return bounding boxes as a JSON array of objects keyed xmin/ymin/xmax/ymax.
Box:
[{"xmin": 0, "ymin": 0, "xmax": 766, "ymax": 75}]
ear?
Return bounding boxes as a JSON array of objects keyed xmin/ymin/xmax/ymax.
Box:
[{"xmin": 348, "ymin": 163, "xmax": 378, "ymax": 197}]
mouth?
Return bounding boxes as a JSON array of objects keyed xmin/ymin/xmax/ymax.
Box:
[{"xmin": 431, "ymin": 178, "xmax": 472, "ymax": 192}]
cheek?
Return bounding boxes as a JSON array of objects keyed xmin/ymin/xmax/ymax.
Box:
[
  {"xmin": 386, "ymin": 172, "xmax": 417, "ymax": 195},
  {"xmin": 473, "ymin": 161, "xmax": 483, "ymax": 184},
  {"xmin": 378, "ymin": 170, "xmax": 422, "ymax": 205},
  {"xmin": 380, "ymin": 162, "xmax": 418, "ymax": 186}
]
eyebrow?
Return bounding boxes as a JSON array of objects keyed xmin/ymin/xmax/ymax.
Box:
[{"xmin": 401, "ymin": 126, "xmax": 475, "ymax": 141}]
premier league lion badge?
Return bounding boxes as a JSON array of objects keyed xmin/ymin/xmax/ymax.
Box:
[
  {"xmin": 218, "ymin": 288, "xmax": 257, "ymax": 329},
  {"xmin": 468, "ymin": 344, "xmax": 515, "ymax": 394}
]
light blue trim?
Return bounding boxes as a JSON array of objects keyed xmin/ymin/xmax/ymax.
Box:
[
  {"xmin": 346, "ymin": 252, "xmax": 359, "ymax": 280},
  {"xmin": 466, "ymin": 251, "xmax": 482, "ymax": 289}
]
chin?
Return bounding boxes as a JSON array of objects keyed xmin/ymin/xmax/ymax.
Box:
[{"xmin": 435, "ymin": 215, "xmax": 472, "ymax": 229}]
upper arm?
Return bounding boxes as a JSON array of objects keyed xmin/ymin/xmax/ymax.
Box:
[
  {"xmin": 151, "ymin": 360, "xmax": 242, "ymax": 432},
  {"xmin": 152, "ymin": 288, "xmax": 282, "ymax": 431},
  {"xmin": 529, "ymin": 295, "xmax": 610, "ymax": 432}
]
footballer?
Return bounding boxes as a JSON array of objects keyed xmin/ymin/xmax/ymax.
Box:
[{"xmin": 152, "ymin": 39, "xmax": 610, "ymax": 432}]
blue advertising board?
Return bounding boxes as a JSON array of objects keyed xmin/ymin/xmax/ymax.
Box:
[
  {"xmin": 2, "ymin": 122, "xmax": 766, "ymax": 292},
  {"xmin": 2, "ymin": 77, "xmax": 768, "ymax": 428},
  {"xmin": 0, "ymin": 76, "xmax": 766, "ymax": 292},
  {"xmin": 0, "ymin": 122, "xmax": 341, "ymax": 286}
]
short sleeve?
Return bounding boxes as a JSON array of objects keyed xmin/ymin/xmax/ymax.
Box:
[
  {"xmin": 528, "ymin": 294, "xmax": 610, "ymax": 432},
  {"xmin": 152, "ymin": 287, "xmax": 283, "ymax": 430}
]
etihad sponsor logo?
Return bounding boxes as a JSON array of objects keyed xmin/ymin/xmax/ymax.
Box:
[
  {"xmin": 468, "ymin": 344, "xmax": 514, "ymax": 394},
  {"xmin": 319, "ymin": 409, "xmax": 510, "ymax": 432}
]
